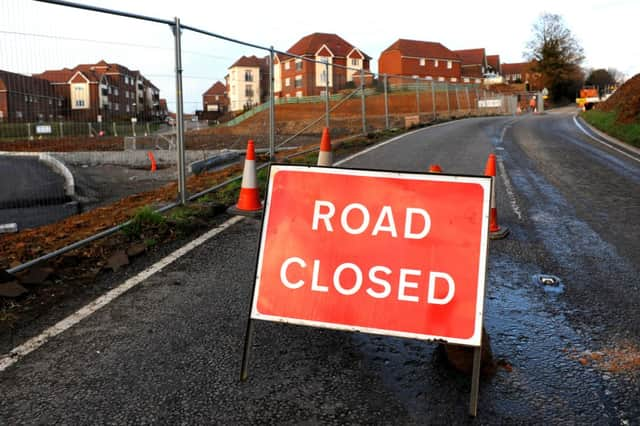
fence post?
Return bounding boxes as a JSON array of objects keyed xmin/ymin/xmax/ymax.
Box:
[
  {"xmin": 415, "ymin": 77, "xmax": 420, "ymax": 118},
  {"xmin": 146, "ymin": 122, "xmax": 150, "ymax": 136},
  {"xmin": 59, "ymin": 121, "xmax": 64, "ymax": 138},
  {"xmin": 360, "ymin": 68, "xmax": 366, "ymax": 134},
  {"xmin": 465, "ymin": 86, "xmax": 470, "ymax": 112},
  {"xmin": 325, "ymin": 60, "xmax": 330, "ymax": 130},
  {"xmin": 27, "ymin": 123, "xmax": 32, "ymax": 139},
  {"xmin": 475, "ymin": 87, "xmax": 479, "ymax": 113},
  {"xmin": 88, "ymin": 122, "xmax": 91, "ymax": 137},
  {"xmin": 431, "ymin": 81, "xmax": 436, "ymax": 120},
  {"xmin": 445, "ymin": 83, "xmax": 450, "ymax": 117},
  {"xmin": 383, "ymin": 73, "xmax": 389, "ymax": 130},
  {"xmin": 454, "ymin": 85, "xmax": 461, "ymax": 112},
  {"xmin": 173, "ymin": 17, "xmax": 187, "ymax": 205},
  {"xmin": 113, "ymin": 122, "xmax": 117, "ymax": 137},
  {"xmin": 269, "ymin": 46, "xmax": 276, "ymax": 158}
]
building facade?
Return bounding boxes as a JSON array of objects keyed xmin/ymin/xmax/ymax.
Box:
[
  {"xmin": 453, "ymin": 48, "xmax": 487, "ymax": 82},
  {"xmin": 0, "ymin": 70, "xmax": 65, "ymax": 122},
  {"xmin": 378, "ymin": 39, "xmax": 462, "ymax": 84},
  {"xmin": 278, "ymin": 33, "xmax": 371, "ymax": 98},
  {"xmin": 34, "ymin": 60, "xmax": 162, "ymax": 122},
  {"xmin": 227, "ymin": 56, "xmax": 268, "ymax": 112}
]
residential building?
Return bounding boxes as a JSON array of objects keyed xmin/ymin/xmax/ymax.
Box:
[
  {"xmin": 453, "ymin": 48, "xmax": 487, "ymax": 82},
  {"xmin": 278, "ymin": 32, "xmax": 371, "ymax": 98},
  {"xmin": 486, "ymin": 55, "xmax": 501, "ymax": 75},
  {"xmin": 227, "ymin": 56, "xmax": 268, "ymax": 112},
  {"xmin": 35, "ymin": 60, "xmax": 162, "ymax": 122},
  {"xmin": 502, "ymin": 61, "xmax": 543, "ymax": 90},
  {"xmin": 202, "ymin": 81, "xmax": 229, "ymax": 113},
  {"xmin": 378, "ymin": 39, "xmax": 462, "ymax": 84},
  {"xmin": 0, "ymin": 70, "xmax": 65, "ymax": 122}
]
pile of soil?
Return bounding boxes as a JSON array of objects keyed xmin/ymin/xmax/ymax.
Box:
[{"xmin": 597, "ymin": 73, "xmax": 640, "ymax": 123}]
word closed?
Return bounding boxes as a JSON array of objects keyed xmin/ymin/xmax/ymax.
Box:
[{"xmin": 251, "ymin": 166, "xmax": 491, "ymax": 346}]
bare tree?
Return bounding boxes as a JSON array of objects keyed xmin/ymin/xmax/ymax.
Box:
[{"xmin": 525, "ymin": 13, "xmax": 585, "ymax": 102}]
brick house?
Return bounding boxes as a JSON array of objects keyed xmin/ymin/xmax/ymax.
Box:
[
  {"xmin": 35, "ymin": 60, "xmax": 162, "ymax": 122},
  {"xmin": 202, "ymin": 81, "xmax": 229, "ymax": 114},
  {"xmin": 378, "ymin": 39, "xmax": 462, "ymax": 84},
  {"xmin": 0, "ymin": 70, "xmax": 65, "ymax": 122},
  {"xmin": 278, "ymin": 32, "xmax": 371, "ymax": 98},
  {"xmin": 452, "ymin": 48, "xmax": 487, "ymax": 82},
  {"xmin": 486, "ymin": 55, "xmax": 501, "ymax": 75},
  {"xmin": 227, "ymin": 56, "xmax": 268, "ymax": 112},
  {"xmin": 502, "ymin": 61, "xmax": 543, "ymax": 90}
]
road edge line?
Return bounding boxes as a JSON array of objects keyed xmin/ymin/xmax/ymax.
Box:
[
  {"xmin": 0, "ymin": 215, "xmax": 245, "ymax": 373},
  {"xmin": 572, "ymin": 115, "xmax": 640, "ymax": 163}
]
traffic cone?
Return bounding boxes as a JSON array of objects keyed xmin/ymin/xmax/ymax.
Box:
[
  {"xmin": 228, "ymin": 140, "xmax": 262, "ymax": 217},
  {"xmin": 428, "ymin": 164, "xmax": 442, "ymax": 173},
  {"xmin": 484, "ymin": 154, "xmax": 509, "ymax": 239},
  {"xmin": 317, "ymin": 127, "xmax": 332, "ymax": 166},
  {"xmin": 147, "ymin": 151, "xmax": 157, "ymax": 172}
]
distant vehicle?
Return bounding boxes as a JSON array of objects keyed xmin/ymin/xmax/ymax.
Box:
[
  {"xmin": 164, "ymin": 117, "xmax": 175, "ymax": 126},
  {"xmin": 576, "ymin": 86, "xmax": 613, "ymax": 111}
]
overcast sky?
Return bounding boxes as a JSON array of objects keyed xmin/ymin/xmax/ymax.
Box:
[{"xmin": 1, "ymin": 0, "xmax": 638, "ymax": 113}]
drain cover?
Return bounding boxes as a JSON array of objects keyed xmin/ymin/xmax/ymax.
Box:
[{"xmin": 533, "ymin": 274, "xmax": 563, "ymax": 288}]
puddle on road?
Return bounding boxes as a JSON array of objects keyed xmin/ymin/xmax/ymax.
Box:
[{"xmin": 350, "ymin": 254, "xmax": 622, "ymax": 423}]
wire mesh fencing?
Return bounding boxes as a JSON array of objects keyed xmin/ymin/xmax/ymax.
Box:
[{"xmin": 0, "ymin": 0, "xmax": 520, "ymax": 250}]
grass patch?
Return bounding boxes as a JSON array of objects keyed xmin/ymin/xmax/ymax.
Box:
[
  {"xmin": 582, "ymin": 110, "xmax": 640, "ymax": 148},
  {"xmin": 122, "ymin": 205, "xmax": 167, "ymax": 238}
]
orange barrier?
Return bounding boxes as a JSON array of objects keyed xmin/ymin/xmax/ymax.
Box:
[
  {"xmin": 317, "ymin": 127, "xmax": 333, "ymax": 166},
  {"xmin": 484, "ymin": 154, "xmax": 509, "ymax": 239},
  {"xmin": 428, "ymin": 164, "xmax": 442, "ymax": 173},
  {"xmin": 147, "ymin": 151, "xmax": 157, "ymax": 172},
  {"xmin": 229, "ymin": 140, "xmax": 262, "ymax": 216}
]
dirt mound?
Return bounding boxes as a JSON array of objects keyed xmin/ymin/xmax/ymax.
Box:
[{"xmin": 597, "ymin": 73, "xmax": 640, "ymax": 123}]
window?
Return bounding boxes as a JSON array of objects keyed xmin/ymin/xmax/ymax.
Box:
[
  {"xmin": 434, "ymin": 59, "xmax": 439, "ymax": 67},
  {"xmin": 451, "ymin": 78, "xmax": 457, "ymax": 82},
  {"xmin": 125, "ymin": 91, "xmax": 129, "ymax": 98},
  {"xmin": 294, "ymin": 76, "xmax": 303, "ymax": 88},
  {"xmin": 320, "ymin": 69, "xmax": 328, "ymax": 83},
  {"xmin": 244, "ymin": 70, "xmax": 253, "ymax": 82},
  {"xmin": 284, "ymin": 61, "xmax": 290, "ymax": 70},
  {"xmin": 75, "ymin": 99, "xmax": 85, "ymax": 107},
  {"xmin": 124, "ymin": 76, "xmax": 128, "ymax": 84},
  {"xmin": 420, "ymin": 58, "xmax": 426, "ymax": 66},
  {"xmin": 245, "ymin": 84, "xmax": 254, "ymax": 98},
  {"xmin": 215, "ymin": 95, "xmax": 219, "ymax": 101},
  {"xmin": 114, "ymin": 88, "xmax": 119, "ymax": 96},
  {"xmin": 351, "ymin": 58, "xmax": 359, "ymax": 66},
  {"xmin": 438, "ymin": 77, "xmax": 445, "ymax": 82},
  {"xmin": 285, "ymin": 77, "xmax": 291, "ymax": 87},
  {"xmin": 295, "ymin": 59, "xmax": 303, "ymax": 71},
  {"xmin": 447, "ymin": 60, "xmax": 452, "ymax": 69},
  {"xmin": 126, "ymin": 105, "xmax": 130, "ymax": 112},
  {"xmin": 115, "ymin": 103, "xmax": 119, "ymax": 111}
]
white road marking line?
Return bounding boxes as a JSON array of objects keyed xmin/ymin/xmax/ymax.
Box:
[
  {"xmin": 0, "ymin": 215, "xmax": 245, "ymax": 372},
  {"xmin": 497, "ymin": 124, "xmax": 523, "ymax": 221},
  {"xmin": 497, "ymin": 157, "xmax": 523, "ymax": 221},
  {"xmin": 573, "ymin": 115, "xmax": 640, "ymax": 164}
]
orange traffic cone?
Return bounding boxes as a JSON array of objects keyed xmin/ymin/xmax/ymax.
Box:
[
  {"xmin": 147, "ymin": 151, "xmax": 157, "ymax": 172},
  {"xmin": 317, "ymin": 127, "xmax": 332, "ymax": 166},
  {"xmin": 484, "ymin": 154, "xmax": 509, "ymax": 239},
  {"xmin": 228, "ymin": 140, "xmax": 262, "ymax": 217},
  {"xmin": 428, "ymin": 164, "xmax": 442, "ymax": 173}
]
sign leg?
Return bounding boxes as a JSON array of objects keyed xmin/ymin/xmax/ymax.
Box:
[
  {"xmin": 240, "ymin": 318, "xmax": 254, "ymax": 381},
  {"xmin": 469, "ymin": 346, "xmax": 481, "ymax": 416}
]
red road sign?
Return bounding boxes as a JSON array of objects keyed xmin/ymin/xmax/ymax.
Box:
[{"xmin": 251, "ymin": 165, "xmax": 491, "ymax": 346}]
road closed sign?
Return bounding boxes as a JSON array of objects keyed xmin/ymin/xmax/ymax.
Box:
[{"xmin": 250, "ymin": 165, "xmax": 491, "ymax": 346}]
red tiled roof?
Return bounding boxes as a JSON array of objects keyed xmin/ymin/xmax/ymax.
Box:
[
  {"xmin": 502, "ymin": 62, "xmax": 530, "ymax": 75},
  {"xmin": 33, "ymin": 68, "xmax": 76, "ymax": 83},
  {"xmin": 203, "ymin": 81, "xmax": 226, "ymax": 96},
  {"xmin": 229, "ymin": 55, "xmax": 267, "ymax": 68},
  {"xmin": 286, "ymin": 32, "xmax": 371, "ymax": 59},
  {"xmin": 487, "ymin": 54, "xmax": 500, "ymax": 71},
  {"xmin": 381, "ymin": 39, "xmax": 460, "ymax": 61},
  {"xmin": 452, "ymin": 48, "xmax": 486, "ymax": 66}
]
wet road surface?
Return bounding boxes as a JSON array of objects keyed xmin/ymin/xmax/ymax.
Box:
[{"xmin": 1, "ymin": 109, "xmax": 638, "ymax": 423}]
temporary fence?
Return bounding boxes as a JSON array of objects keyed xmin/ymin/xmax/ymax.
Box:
[{"xmin": 0, "ymin": 0, "xmax": 521, "ymax": 269}]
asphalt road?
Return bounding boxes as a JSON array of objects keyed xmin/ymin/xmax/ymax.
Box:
[
  {"xmin": 0, "ymin": 155, "xmax": 75, "ymax": 229},
  {"xmin": 1, "ymin": 108, "xmax": 639, "ymax": 424}
]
